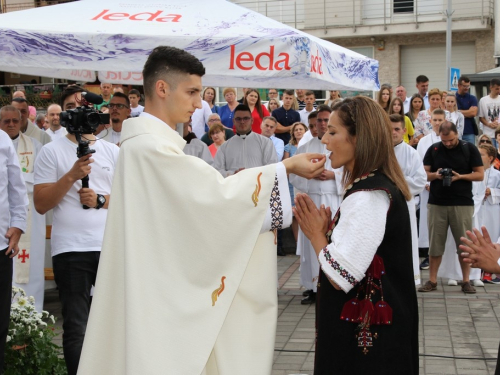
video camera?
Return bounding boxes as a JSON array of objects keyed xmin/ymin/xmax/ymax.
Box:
[
  {"xmin": 60, "ymin": 91, "xmax": 110, "ymax": 209},
  {"xmin": 60, "ymin": 91, "xmax": 109, "ymax": 135}
]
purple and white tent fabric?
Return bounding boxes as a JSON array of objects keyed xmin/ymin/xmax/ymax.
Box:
[{"xmin": 0, "ymin": 0, "xmax": 379, "ymax": 90}]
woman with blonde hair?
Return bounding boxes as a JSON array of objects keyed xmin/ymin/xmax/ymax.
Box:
[
  {"xmin": 266, "ymin": 98, "xmax": 280, "ymax": 113},
  {"xmin": 414, "ymin": 88, "xmax": 451, "ymax": 142},
  {"xmin": 242, "ymin": 89, "xmax": 269, "ymax": 134},
  {"xmin": 294, "ymin": 96, "xmax": 418, "ymax": 374},
  {"xmin": 324, "ymin": 90, "xmax": 341, "ymax": 106},
  {"xmin": 203, "ymin": 87, "xmax": 219, "ymax": 114},
  {"xmin": 218, "ymin": 87, "xmax": 239, "ymax": 129},
  {"xmin": 444, "ymin": 93, "xmax": 465, "ymax": 138}
]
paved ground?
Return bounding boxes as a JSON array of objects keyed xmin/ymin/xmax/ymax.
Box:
[{"xmin": 43, "ymin": 255, "xmax": 500, "ymax": 375}]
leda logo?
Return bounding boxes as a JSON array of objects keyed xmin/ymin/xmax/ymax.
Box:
[
  {"xmin": 310, "ymin": 49, "xmax": 323, "ymax": 75},
  {"xmin": 229, "ymin": 45, "xmax": 291, "ymax": 71},
  {"xmin": 91, "ymin": 10, "xmax": 181, "ymax": 22}
]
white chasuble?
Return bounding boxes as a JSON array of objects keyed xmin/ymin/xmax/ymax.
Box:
[
  {"xmin": 78, "ymin": 115, "xmax": 292, "ymax": 375},
  {"xmin": 289, "ymin": 138, "xmax": 342, "ymax": 292},
  {"xmin": 394, "ymin": 141, "xmax": 427, "ymax": 285},
  {"xmin": 12, "ymin": 133, "xmax": 46, "ymax": 312}
]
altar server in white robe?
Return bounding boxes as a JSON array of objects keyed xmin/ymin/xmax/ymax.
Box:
[
  {"xmin": 214, "ymin": 104, "xmax": 277, "ymax": 177},
  {"xmin": 12, "ymin": 98, "xmax": 51, "ymax": 145},
  {"xmin": 0, "ymin": 105, "xmax": 45, "ymax": 311},
  {"xmin": 390, "ymin": 114, "xmax": 427, "ymax": 285},
  {"xmin": 183, "ymin": 120, "xmax": 213, "ymax": 165},
  {"xmin": 77, "ymin": 46, "xmax": 326, "ymax": 375},
  {"xmin": 416, "ymin": 110, "xmax": 446, "ymax": 250},
  {"xmin": 289, "ymin": 105, "xmax": 343, "ymax": 304}
]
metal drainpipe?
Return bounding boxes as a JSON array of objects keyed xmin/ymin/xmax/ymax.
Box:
[{"xmin": 495, "ymin": 0, "xmax": 500, "ymax": 66}]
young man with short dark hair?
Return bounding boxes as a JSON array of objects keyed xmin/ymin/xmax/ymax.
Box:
[
  {"xmin": 456, "ymin": 75, "xmax": 479, "ymax": 144},
  {"xmin": 128, "ymin": 89, "xmax": 144, "ymax": 117},
  {"xmin": 271, "ymin": 88, "xmax": 300, "ymax": 145},
  {"xmin": 479, "ymin": 78, "xmax": 500, "ymax": 147},
  {"xmin": 77, "ymin": 46, "xmax": 326, "ymax": 375},
  {"xmin": 416, "ymin": 75, "xmax": 430, "ymax": 108}
]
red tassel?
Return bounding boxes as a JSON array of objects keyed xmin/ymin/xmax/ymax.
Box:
[
  {"xmin": 340, "ymin": 298, "xmax": 360, "ymax": 322},
  {"xmin": 358, "ymin": 299, "xmax": 374, "ymax": 323},
  {"xmin": 371, "ymin": 300, "xmax": 392, "ymax": 325},
  {"xmin": 367, "ymin": 255, "xmax": 385, "ymax": 280}
]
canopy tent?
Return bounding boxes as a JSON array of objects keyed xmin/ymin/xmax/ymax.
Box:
[{"xmin": 0, "ymin": 0, "xmax": 379, "ymax": 90}]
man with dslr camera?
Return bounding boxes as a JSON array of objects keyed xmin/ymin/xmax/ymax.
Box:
[
  {"xmin": 419, "ymin": 121, "xmax": 484, "ymax": 293},
  {"xmin": 33, "ymin": 85, "xmax": 119, "ymax": 375}
]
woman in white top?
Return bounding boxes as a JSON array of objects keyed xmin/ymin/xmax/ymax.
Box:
[
  {"xmin": 444, "ymin": 93, "xmax": 465, "ymax": 139},
  {"xmin": 414, "ymin": 88, "xmax": 451, "ymax": 142}
]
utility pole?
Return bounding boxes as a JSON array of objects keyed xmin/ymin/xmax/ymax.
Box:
[{"xmin": 445, "ymin": 0, "xmax": 454, "ymax": 90}]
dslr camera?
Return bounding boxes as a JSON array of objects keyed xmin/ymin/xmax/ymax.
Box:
[{"xmin": 439, "ymin": 168, "xmax": 453, "ymax": 187}]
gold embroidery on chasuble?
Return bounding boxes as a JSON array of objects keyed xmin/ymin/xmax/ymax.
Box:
[
  {"xmin": 211, "ymin": 276, "xmax": 226, "ymax": 306},
  {"xmin": 252, "ymin": 172, "xmax": 263, "ymax": 207}
]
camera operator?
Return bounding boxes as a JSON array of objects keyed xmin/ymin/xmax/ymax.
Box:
[
  {"xmin": 33, "ymin": 85, "xmax": 119, "ymax": 375},
  {"xmin": 419, "ymin": 121, "xmax": 484, "ymax": 294}
]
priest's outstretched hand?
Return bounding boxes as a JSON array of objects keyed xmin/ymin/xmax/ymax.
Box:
[{"xmin": 282, "ymin": 153, "xmax": 325, "ymax": 179}]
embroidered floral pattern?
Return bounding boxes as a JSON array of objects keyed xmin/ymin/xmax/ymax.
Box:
[
  {"xmin": 322, "ymin": 246, "xmax": 359, "ymax": 286},
  {"xmin": 270, "ymin": 175, "xmax": 283, "ymax": 230}
]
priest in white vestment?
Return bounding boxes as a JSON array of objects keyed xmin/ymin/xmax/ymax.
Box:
[
  {"xmin": 214, "ymin": 104, "xmax": 277, "ymax": 177},
  {"xmin": 289, "ymin": 107, "xmax": 342, "ymax": 303},
  {"xmin": 0, "ymin": 105, "xmax": 46, "ymax": 311},
  {"xmin": 391, "ymin": 114, "xmax": 427, "ymax": 285},
  {"xmin": 77, "ymin": 46, "xmax": 326, "ymax": 375},
  {"xmin": 45, "ymin": 104, "xmax": 68, "ymax": 141},
  {"xmin": 12, "ymin": 98, "xmax": 51, "ymax": 145}
]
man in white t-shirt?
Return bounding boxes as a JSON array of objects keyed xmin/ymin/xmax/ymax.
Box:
[
  {"xmin": 478, "ymin": 78, "xmax": 500, "ymax": 147},
  {"xmin": 191, "ymin": 99, "xmax": 212, "ymax": 139},
  {"xmin": 33, "ymin": 85, "xmax": 119, "ymax": 375},
  {"xmin": 45, "ymin": 104, "xmax": 68, "ymax": 141},
  {"xmin": 128, "ymin": 89, "xmax": 144, "ymax": 117},
  {"xmin": 298, "ymin": 90, "xmax": 317, "ymax": 126}
]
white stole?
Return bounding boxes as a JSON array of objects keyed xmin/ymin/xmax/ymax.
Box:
[{"xmin": 15, "ymin": 133, "xmax": 34, "ymax": 283}]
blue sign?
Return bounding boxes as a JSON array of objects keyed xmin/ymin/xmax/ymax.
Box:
[{"xmin": 450, "ymin": 68, "xmax": 460, "ymax": 91}]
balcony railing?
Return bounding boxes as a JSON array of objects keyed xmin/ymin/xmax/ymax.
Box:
[{"xmin": 231, "ymin": 0, "xmax": 494, "ymax": 31}]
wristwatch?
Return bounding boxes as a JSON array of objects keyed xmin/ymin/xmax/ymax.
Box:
[{"xmin": 95, "ymin": 194, "xmax": 106, "ymax": 209}]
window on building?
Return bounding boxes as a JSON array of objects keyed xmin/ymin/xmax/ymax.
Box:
[{"xmin": 394, "ymin": 0, "xmax": 414, "ymax": 14}]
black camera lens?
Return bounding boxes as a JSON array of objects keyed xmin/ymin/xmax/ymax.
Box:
[{"xmin": 86, "ymin": 112, "xmax": 101, "ymax": 128}]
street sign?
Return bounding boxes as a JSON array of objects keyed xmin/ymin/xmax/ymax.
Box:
[{"xmin": 450, "ymin": 67, "xmax": 460, "ymax": 91}]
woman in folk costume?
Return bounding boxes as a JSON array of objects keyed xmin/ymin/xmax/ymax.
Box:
[{"xmin": 294, "ymin": 96, "xmax": 418, "ymax": 374}]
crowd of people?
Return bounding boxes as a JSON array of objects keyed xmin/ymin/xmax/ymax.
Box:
[{"xmin": 2, "ymin": 54, "xmax": 500, "ymax": 374}]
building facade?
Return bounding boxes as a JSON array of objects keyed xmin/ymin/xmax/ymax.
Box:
[{"xmin": 232, "ymin": 0, "xmax": 496, "ymax": 92}]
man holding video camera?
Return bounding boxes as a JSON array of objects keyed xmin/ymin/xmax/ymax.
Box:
[
  {"xmin": 33, "ymin": 85, "xmax": 119, "ymax": 375},
  {"xmin": 419, "ymin": 121, "xmax": 484, "ymax": 293}
]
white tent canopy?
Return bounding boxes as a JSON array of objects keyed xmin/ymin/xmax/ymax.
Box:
[{"xmin": 0, "ymin": 0, "xmax": 379, "ymax": 90}]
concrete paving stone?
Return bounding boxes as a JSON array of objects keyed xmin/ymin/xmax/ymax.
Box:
[
  {"xmin": 455, "ymin": 359, "xmax": 488, "ymax": 370},
  {"xmin": 424, "ymin": 365, "xmax": 457, "ymax": 374},
  {"xmin": 456, "ymin": 370, "xmax": 489, "ymax": 375},
  {"xmin": 425, "ymin": 339, "xmax": 453, "ymax": 348},
  {"xmin": 453, "ymin": 347, "xmax": 484, "ymax": 356},
  {"xmin": 425, "ymin": 346, "xmax": 454, "ymax": 356},
  {"xmin": 272, "ymin": 362, "xmax": 303, "ymax": 370},
  {"xmin": 274, "ymin": 355, "xmax": 308, "ymax": 365}
]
